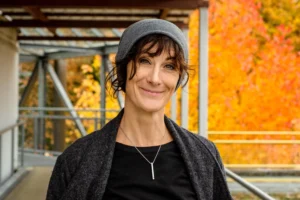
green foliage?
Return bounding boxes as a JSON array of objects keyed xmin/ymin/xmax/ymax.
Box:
[{"xmin": 257, "ymin": 0, "xmax": 300, "ymax": 51}]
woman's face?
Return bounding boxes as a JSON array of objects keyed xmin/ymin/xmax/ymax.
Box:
[{"xmin": 125, "ymin": 44, "xmax": 180, "ymax": 113}]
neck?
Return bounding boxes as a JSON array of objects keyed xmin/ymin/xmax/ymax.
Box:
[{"xmin": 118, "ymin": 103, "xmax": 170, "ymax": 147}]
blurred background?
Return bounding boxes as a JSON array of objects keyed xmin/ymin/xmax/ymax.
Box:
[{"xmin": 0, "ymin": 0, "xmax": 299, "ymax": 199}]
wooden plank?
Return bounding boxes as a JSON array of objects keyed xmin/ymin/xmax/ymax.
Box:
[
  {"xmin": 0, "ymin": 20, "xmax": 187, "ymax": 28},
  {"xmin": 0, "ymin": 0, "xmax": 209, "ymax": 9},
  {"xmin": 23, "ymin": 6, "xmax": 57, "ymax": 35},
  {"xmin": 18, "ymin": 36, "xmax": 120, "ymax": 41},
  {"xmin": 159, "ymin": 9, "xmax": 169, "ymax": 19},
  {"xmin": 2, "ymin": 12, "xmax": 189, "ymax": 18}
]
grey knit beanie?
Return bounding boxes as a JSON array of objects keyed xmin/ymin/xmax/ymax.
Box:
[{"xmin": 116, "ymin": 19, "xmax": 188, "ymax": 63}]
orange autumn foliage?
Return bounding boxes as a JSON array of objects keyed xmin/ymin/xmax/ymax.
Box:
[{"xmin": 188, "ymin": 0, "xmax": 300, "ymax": 164}]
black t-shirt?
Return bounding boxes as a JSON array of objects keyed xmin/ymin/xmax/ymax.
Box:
[{"xmin": 102, "ymin": 141, "xmax": 197, "ymax": 200}]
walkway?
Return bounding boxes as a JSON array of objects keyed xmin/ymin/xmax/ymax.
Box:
[
  {"xmin": 3, "ymin": 153, "xmax": 300, "ymax": 199},
  {"xmin": 4, "ymin": 167, "xmax": 52, "ymax": 200}
]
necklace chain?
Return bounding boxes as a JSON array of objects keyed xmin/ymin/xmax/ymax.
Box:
[{"xmin": 118, "ymin": 124, "xmax": 166, "ymax": 165}]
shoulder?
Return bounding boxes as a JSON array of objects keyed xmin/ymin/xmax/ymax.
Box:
[
  {"xmin": 58, "ymin": 130, "xmax": 102, "ymax": 168},
  {"xmin": 57, "ymin": 111, "xmax": 122, "ymax": 171},
  {"xmin": 174, "ymin": 123, "xmax": 218, "ymax": 156}
]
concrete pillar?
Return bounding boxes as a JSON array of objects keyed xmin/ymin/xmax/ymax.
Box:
[
  {"xmin": 53, "ymin": 60, "xmax": 67, "ymax": 151},
  {"xmin": 0, "ymin": 28, "xmax": 19, "ymax": 182}
]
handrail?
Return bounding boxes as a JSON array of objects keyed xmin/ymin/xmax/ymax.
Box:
[
  {"xmin": 22, "ymin": 148, "xmax": 62, "ymax": 157},
  {"xmin": 19, "ymin": 107, "xmax": 120, "ymax": 112},
  {"xmin": 0, "ymin": 120, "xmax": 26, "ymax": 185},
  {"xmin": 190, "ymin": 131, "xmax": 300, "ymax": 135},
  {"xmin": 225, "ymin": 164, "xmax": 300, "ymax": 168},
  {"xmin": 0, "ymin": 121, "xmax": 24, "ymax": 136},
  {"xmin": 213, "ymin": 140, "xmax": 300, "ymax": 144},
  {"xmin": 19, "ymin": 114, "xmax": 114, "ymax": 120},
  {"xmin": 225, "ymin": 168, "xmax": 275, "ymax": 200},
  {"xmin": 209, "ymin": 131, "xmax": 300, "ymax": 135}
]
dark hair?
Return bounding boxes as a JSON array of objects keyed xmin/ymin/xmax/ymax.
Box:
[{"xmin": 106, "ymin": 34, "xmax": 189, "ymax": 97}]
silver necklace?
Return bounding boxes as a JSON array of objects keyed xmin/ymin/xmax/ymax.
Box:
[{"xmin": 118, "ymin": 124, "xmax": 166, "ymax": 180}]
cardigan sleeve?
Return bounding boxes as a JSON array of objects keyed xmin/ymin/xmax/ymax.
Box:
[
  {"xmin": 46, "ymin": 155, "xmax": 70, "ymax": 200},
  {"xmin": 211, "ymin": 142, "xmax": 226, "ymax": 178},
  {"xmin": 211, "ymin": 142, "xmax": 233, "ymax": 199}
]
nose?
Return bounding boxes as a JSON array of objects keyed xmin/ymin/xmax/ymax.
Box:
[{"xmin": 147, "ymin": 65, "xmax": 161, "ymax": 85}]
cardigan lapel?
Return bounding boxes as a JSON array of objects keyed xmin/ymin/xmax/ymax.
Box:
[
  {"xmin": 90, "ymin": 110, "xmax": 123, "ymax": 200},
  {"xmin": 164, "ymin": 116, "xmax": 214, "ymax": 200}
]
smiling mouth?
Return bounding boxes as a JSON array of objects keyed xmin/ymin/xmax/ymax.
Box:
[{"xmin": 141, "ymin": 88, "xmax": 163, "ymax": 94}]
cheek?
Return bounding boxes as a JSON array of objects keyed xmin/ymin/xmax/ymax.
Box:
[{"xmin": 164, "ymin": 74, "xmax": 180, "ymax": 90}]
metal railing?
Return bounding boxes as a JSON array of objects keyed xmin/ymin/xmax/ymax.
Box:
[
  {"xmin": 19, "ymin": 107, "xmax": 120, "ymax": 150},
  {"xmin": 0, "ymin": 121, "xmax": 25, "ymax": 185},
  {"xmin": 17, "ymin": 107, "xmax": 285, "ymax": 199},
  {"xmin": 225, "ymin": 168, "xmax": 275, "ymax": 200}
]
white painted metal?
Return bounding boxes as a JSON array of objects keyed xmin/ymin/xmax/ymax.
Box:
[{"xmin": 198, "ymin": 7, "xmax": 209, "ymax": 138}]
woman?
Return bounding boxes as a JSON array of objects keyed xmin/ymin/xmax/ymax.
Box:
[{"xmin": 47, "ymin": 19, "xmax": 232, "ymax": 200}]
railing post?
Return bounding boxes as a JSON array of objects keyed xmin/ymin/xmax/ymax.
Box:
[
  {"xmin": 21, "ymin": 123, "xmax": 25, "ymax": 167},
  {"xmin": 0, "ymin": 132, "xmax": 2, "ymax": 183},
  {"xmin": 34, "ymin": 117, "xmax": 38, "ymax": 150},
  {"xmin": 100, "ymin": 55, "xmax": 107, "ymax": 128},
  {"xmin": 11, "ymin": 127, "xmax": 15, "ymax": 173},
  {"xmin": 94, "ymin": 117, "xmax": 98, "ymax": 131}
]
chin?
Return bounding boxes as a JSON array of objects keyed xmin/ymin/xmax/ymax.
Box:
[{"xmin": 138, "ymin": 102, "xmax": 165, "ymax": 113}]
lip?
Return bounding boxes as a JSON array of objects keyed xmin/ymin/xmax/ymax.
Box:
[
  {"xmin": 141, "ymin": 88, "xmax": 164, "ymax": 96},
  {"xmin": 141, "ymin": 88, "xmax": 163, "ymax": 93}
]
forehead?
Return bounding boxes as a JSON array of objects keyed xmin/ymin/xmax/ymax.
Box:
[{"xmin": 140, "ymin": 42, "xmax": 176, "ymax": 57}]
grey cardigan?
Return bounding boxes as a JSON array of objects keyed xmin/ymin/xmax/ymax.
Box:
[{"xmin": 46, "ymin": 110, "xmax": 232, "ymax": 200}]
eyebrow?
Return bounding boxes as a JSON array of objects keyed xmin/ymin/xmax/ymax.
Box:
[{"xmin": 139, "ymin": 53, "xmax": 176, "ymax": 61}]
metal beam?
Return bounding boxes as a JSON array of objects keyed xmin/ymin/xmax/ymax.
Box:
[
  {"xmin": 0, "ymin": 0, "xmax": 209, "ymax": 9},
  {"xmin": 20, "ymin": 54, "xmax": 39, "ymax": 62},
  {"xmin": 171, "ymin": 92, "xmax": 177, "ymax": 121},
  {"xmin": 100, "ymin": 55, "xmax": 107, "ymax": 127},
  {"xmin": 20, "ymin": 43, "xmax": 102, "ymax": 52},
  {"xmin": 111, "ymin": 28, "xmax": 122, "ymax": 37},
  {"xmin": 102, "ymin": 45, "xmax": 118, "ymax": 55},
  {"xmin": 47, "ymin": 63, "xmax": 87, "ymax": 137},
  {"xmin": 19, "ymin": 60, "xmax": 39, "ymax": 106},
  {"xmin": 53, "ymin": 60, "xmax": 67, "ymax": 151},
  {"xmin": 198, "ymin": 7, "xmax": 209, "ymax": 138},
  {"xmin": 46, "ymin": 51, "xmax": 101, "ymax": 60},
  {"xmin": 71, "ymin": 28, "xmax": 93, "ymax": 47},
  {"xmin": 181, "ymin": 29, "xmax": 189, "ymax": 129},
  {"xmin": 18, "ymin": 36, "xmax": 120, "ymax": 41},
  {"xmin": 0, "ymin": 20, "xmax": 187, "ymax": 29},
  {"xmin": 38, "ymin": 59, "xmax": 47, "ymax": 149}
]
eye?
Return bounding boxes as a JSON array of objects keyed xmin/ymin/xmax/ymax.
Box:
[
  {"xmin": 139, "ymin": 58, "xmax": 151, "ymax": 64},
  {"xmin": 165, "ymin": 64, "xmax": 176, "ymax": 70}
]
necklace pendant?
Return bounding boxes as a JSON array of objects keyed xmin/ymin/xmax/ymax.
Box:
[{"xmin": 151, "ymin": 163, "xmax": 155, "ymax": 180}]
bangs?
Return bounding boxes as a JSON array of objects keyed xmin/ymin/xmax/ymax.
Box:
[{"xmin": 133, "ymin": 34, "xmax": 184, "ymax": 71}]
